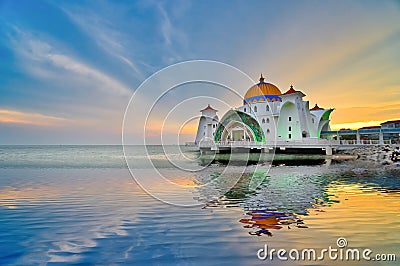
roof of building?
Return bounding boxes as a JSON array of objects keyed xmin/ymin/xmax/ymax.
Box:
[
  {"xmin": 310, "ymin": 104, "xmax": 324, "ymax": 111},
  {"xmin": 281, "ymin": 85, "xmax": 306, "ymax": 98},
  {"xmin": 200, "ymin": 104, "xmax": 217, "ymax": 112},
  {"xmin": 282, "ymin": 85, "xmax": 297, "ymax": 95},
  {"xmin": 359, "ymin": 125, "xmax": 381, "ymax": 130},
  {"xmin": 244, "ymin": 74, "xmax": 282, "ymax": 102},
  {"xmin": 381, "ymin": 119, "xmax": 400, "ymax": 125}
]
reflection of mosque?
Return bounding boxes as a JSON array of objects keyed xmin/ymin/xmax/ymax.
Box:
[
  {"xmin": 198, "ymin": 165, "xmax": 400, "ymax": 237},
  {"xmin": 240, "ymin": 210, "xmax": 308, "ymax": 237},
  {"xmin": 197, "ymin": 167, "xmax": 332, "ymax": 236}
]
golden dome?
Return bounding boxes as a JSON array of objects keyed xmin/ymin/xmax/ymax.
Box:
[{"xmin": 243, "ymin": 74, "xmax": 282, "ymax": 104}]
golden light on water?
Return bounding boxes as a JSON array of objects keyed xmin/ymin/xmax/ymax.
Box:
[{"xmin": 279, "ymin": 183, "xmax": 400, "ymax": 255}]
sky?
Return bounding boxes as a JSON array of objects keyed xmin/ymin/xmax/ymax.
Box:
[{"xmin": 0, "ymin": 0, "xmax": 400, "ymax": 144}]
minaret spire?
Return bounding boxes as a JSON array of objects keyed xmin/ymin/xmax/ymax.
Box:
[{"xmin": 259, "ymin": 73, "xmax": 265, "ymax": 83}]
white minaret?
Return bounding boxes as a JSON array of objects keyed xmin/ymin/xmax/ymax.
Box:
[{"xmin": 195, "ymin": 104, "xmax": 219, "ymax": 145}]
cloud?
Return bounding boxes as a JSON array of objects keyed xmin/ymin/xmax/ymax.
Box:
[
  {"xmin": 1, "ymin": 1, "xmax": 399, "ymax": 144},
  {"xmin": 58, "ymin": 4, "xmax": 145, "ymax": 79},
  {"xmin": 155, "ymin": 2, "xmax": 189, "ymax": 64},
  {"xmin": 330, "ymin": 103, "xmax": 400, "ymax": 125},
  {"xmin": 7, "ymin": 27, "xmax": 132, "ymax": 97},
  {"xmin": 46, "ymin": 53, "xmax": 131, "ymax": 96},
  {"xmin": 0, "ymin": 109, "xmax": 68, "ymax": 126},
  {"xmin": 58, "ymin": 1, "xmax": 191, "ymax": 71},
  {"xmin": 239, "ymin": 1, "xmax": 400, "ymax": 94},
  {"xmin": 156, "ymin": 3, "xmax": 173, "ymax": 46}
]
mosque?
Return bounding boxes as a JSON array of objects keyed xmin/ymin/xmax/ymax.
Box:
[{"xmin": 195, "ymin": 74, "xmax": 334, "ymax": 148}]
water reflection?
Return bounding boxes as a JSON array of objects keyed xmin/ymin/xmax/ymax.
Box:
[
  {"xmin": 196, "ymin": 156, "xmax": 400, "ymax": 239},
  {"xmin": 1, "ymin": 146, "xmax": 399, "ymax": 265},
  {"xmin": 240, "ymin": 210, "xmax": 305, "ymax": 237}
]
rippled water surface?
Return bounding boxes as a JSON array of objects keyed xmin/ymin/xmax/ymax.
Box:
[{"xmin": 0, "ymin": 145, "xmax": 399, "ymax": 265}]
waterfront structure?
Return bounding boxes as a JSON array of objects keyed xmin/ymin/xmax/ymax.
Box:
[
  {"xmin": 319, "ymin": 120, "xmax": 400, "ymax": 144},
  {"xmin": 381, "ymin": 120, "xmax": 400, "ymax": 129},
  {"xmin": 194, "ymin": 105, "xmax": 219, "ymax": 145},
  {"xmin": 381, "ymin": 120, "xmax": 400, "ymax": 143},
  {"xmin": 195, "ymin": 75, "xmax": 334, "ymax": 151}
]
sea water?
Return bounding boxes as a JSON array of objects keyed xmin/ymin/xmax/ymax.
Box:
[{"xmin": 0, "ymin": 145, "xmax": 399, "ymax": 265}]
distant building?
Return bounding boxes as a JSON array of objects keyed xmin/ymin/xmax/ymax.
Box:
[
  {"xmin": 381, "ymin": 120, "xmax": 400, "ymax": 129},
  {"xmin": 358, "ymin": 126, "xmax": 381, "ymax": 141},
  {"xmin": 324, "ymin": 120, "xmax": 400, "ymax": 144},
  {"xmin": 381, "ymin": 120, "xmax": 400, "ymax": 143},
  {"xmin": 359, "ymin": 126, "xmax": 381, "ymax": 130}
]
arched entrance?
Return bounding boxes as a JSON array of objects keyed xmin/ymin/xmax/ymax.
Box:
[
  {"xmin": 220, "ymin": 121, "xmax": 255, "ymax": 141},
  {"xmin": 214, "ymin": 110, "xmax": 265, "ymax": 143}
]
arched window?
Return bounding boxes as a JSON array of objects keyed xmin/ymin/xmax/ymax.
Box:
[
  {"xmin": 244, "ymin": 107, "xmax": 246, "ymax": 112},
  {"xmin": 267, "ymin": 129, "xmax": 270, "ymax": 134},
  {"xmin": 266, "ymin": 105, "xmax": 270, "ymax": 112},
  {"xmin": 266, "ymin": 118, "xmax": 270, "ymax": 123},
  {"xmin": 254, "ymin": 106, "xmax": 258, "ymax": 112},
  {"xmin": 262, "ymin": 118, "xmax": 265, "ymax": 124}
]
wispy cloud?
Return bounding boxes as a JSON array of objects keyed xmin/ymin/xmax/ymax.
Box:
[
  {"xmin": 58, "ymin": 1, "xmax": 190, "ymax": 71},
  {"xmin": 59, "ymin": 4, "xmax": 145, "ymax": 80},
  {"xmin": 155, "ymin": 2, "xmax": 189, "ymax": 64},
  {"xmin": 46, "ymin": 53, "xmax": 131, "ymax": 96},
  {"xmin": 8, "ymin": 26, "xmax": 132, "ymax": 97},
  {"xmin": 156, "ymin": 3, "xmax": 173, "ymax": 46},
  {"xmin": 0, "ymin": 109, "xmax": 68, "ymax": 126},
  {"xmin": 1, "ymin": 0, "xmax": 399, "ymax": 144}
]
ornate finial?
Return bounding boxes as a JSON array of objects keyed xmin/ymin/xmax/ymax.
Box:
[
  {"xmin": 290, "ymin": 85, "xmax": 293, "ymax": 89},
  {"xmin": 259, "ymin": 73, "xmax": 265, "ymax": 82}
]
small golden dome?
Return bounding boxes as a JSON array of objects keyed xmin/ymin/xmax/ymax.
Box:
[{"xmin": 244, "ymin": 74, "xmax": 282, "ymax": 103}]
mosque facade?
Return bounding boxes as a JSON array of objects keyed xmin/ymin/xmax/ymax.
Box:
[{"xmin": 195, "ymin": 75, "xmax": 334, "ymax": 146}]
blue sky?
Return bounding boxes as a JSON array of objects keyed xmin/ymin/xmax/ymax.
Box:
[{"xmin": 1, "ymin": 0, "xmax": 400, "ymax": 144}]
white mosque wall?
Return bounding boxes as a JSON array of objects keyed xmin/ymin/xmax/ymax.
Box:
[
  {"xmin": 195, "ymin": 109, "xmax": 219, "ymax": 145},
  {"xmin": 277, "ymin": 101, "xmax": 301, "ymax": 140}
]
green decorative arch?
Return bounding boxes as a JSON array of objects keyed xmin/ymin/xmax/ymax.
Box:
[
  {"xmin": 318, "ymin": 109, "xmax": 334, "ymax": 138},
  {"xmin": 214, "ymin": 110, "xmax": 265, "ymax": 143},
  {"xmin": 321, "ymin": 109, "xmax": 333, "ymax": 121}
]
